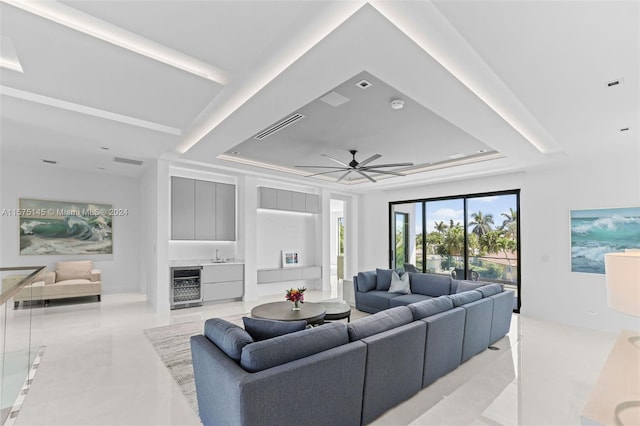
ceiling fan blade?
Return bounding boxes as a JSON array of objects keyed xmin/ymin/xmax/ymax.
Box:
[
  {"xmin": 304, "ymin": 169, "xmax": 350, "ymax": 177},
  {"xmin": 356, "ymin": 170, "xmax": 377, "ymax": 183},
  {"xmin": 364, "ymin": 169, "xmax": 406, "ymax": 176},
  {"xmin": 357, "ymin": 154, "xmax": 381, "ymax": 167},
  {"xmin": 295, "ymin": 165, "xmax": 350, "ymax": 169},
  {"xmin": 321, "ymin": 154, "xmax": 349, "ymax": 167},
  {"xmin": 336, "ymin": 170, "xmax": 352, "ymax": 182},
  {"xmin": 359, "ymin": 162, "xmax": 413, "ymax": 169}
]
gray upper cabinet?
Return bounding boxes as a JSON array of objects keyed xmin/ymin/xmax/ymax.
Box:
[
  {"xmin": 258, "ymin": 187, "xmax": 319, "ymax": 214},
  {"xmin": 195, "ymin": 180, "xmax": 216, "ymax": 240},
  {"xmin": 171, "ymin": 177, "xmax": 236, "ymax": 241},
  {"xmin": 171, "ymin": 177, "xmax": 195, "ymax": 240},
  {"xmin": 215, "ymin": 183, "xmax": 236, "ymax": 241}
]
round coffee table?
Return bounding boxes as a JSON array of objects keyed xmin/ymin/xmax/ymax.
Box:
[
  {"xmin": 251, "ymin": 301, "xmax": 326, "ymax": 325},
  {"xmin": 319, "ymin": 300, "xmax": 352, "ymax": 322}
]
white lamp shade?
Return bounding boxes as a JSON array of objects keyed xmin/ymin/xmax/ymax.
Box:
[{"xmin": 605, "ymin": 252, "xmax": 640, "ymax": 317}]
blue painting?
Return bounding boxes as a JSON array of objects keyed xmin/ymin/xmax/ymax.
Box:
[
  {"xmin": 571, "ymin": 207, "xmax": 640, "ymax": 274},
  {"xmin": 19, "ymin": 198, "xmax": 113, "ymax": 255}
]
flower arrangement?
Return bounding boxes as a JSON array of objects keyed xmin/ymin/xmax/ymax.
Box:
[{"xmin": 285, "ymin": 287, "xmax": 306, "ymax": 310}]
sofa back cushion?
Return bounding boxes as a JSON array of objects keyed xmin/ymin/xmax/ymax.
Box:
[
  {"xmin": 241, "ymin": 317, "xmax": 307, "ymax": 341},
  {"xmin": 453, "ymin": 279, "xmax": 495, "ymax": 294},
  {"xmin": 476, "ymin": 283, "xmax": 504, "ymax": 298},
  {"xmin": 357, "ymin": 270, "xmax": 377, "ymax": 292},
  {"xmin": 376, "ymin": 268, "xmax": 396, "ymax": 291},
  {"xmin": 448, "ymin": 290, "xmax": 482, "ymax": 307},
  {"xmin": 56, "ymin": 261, "xmax": 92, "ymax": 282},
  {"xmin": 204, "ymin": 318, "xmax": 254, "ymax": 361},
  {"xmin": 408, "ymin": 296, "xmax": 454, "ymax": 320},
  {"xmin": 347, "ymin": 306, "xmax": 413, "ymax": 341},
  {"xmin": 240, "ymin": 322, "xmax": 348, "ymax": 372},
  {"xmin": 410, "ymin": 273, "xmax": 452, "ymax": 297}
]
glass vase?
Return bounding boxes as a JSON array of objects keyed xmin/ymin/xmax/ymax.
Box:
[{"xmin": 292, "ymin": 300, "xmax": 300, "ymax": 311}]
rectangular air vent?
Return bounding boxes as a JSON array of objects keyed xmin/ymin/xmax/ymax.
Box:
[
  {"xmin": 254, "ymin": 113, "xmax": 305, "ymax": 140},
  {"xmin": 42, "ymin": 159, "xmax": 57, "ymax": 164},
  {"xmin": 114, "ymin": 156, "xmax": 143, "ymax": 166}
]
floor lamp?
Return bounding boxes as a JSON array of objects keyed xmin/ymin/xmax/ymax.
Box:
[{"xmin": 602, "ymin": 251, "xmax": 640, "ymax": 425}]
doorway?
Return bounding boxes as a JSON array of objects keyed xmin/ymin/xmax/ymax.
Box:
[{"xmin": 330, "ymin": 199, "xmax": 345, "ymax": 299}]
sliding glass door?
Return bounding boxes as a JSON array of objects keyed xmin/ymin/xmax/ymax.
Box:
[{"xmin": 390, "ymin": 190, "xmax": 520, "ymax": 312}]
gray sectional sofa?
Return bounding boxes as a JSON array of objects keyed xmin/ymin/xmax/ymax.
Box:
[{"xmin": 190, "ymin": 269, "xmax": 514, "ymax": 426}]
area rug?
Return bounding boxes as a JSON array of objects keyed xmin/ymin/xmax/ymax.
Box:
[{"xmin": 143, "ymin": 314, "xmax": 246, "ymax": 416}]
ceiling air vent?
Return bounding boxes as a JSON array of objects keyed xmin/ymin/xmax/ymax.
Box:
[
  {"xmin": 42, "ymin": 159, "xmax": 57, "ymax": 164},
  {"xmin": 254, "ymin": 113, "xmax": 305, "ymax": 140},
  {"xmin": 114, "ymin": 156, "xmax": 143, "ymax": 166},
  {"xmin": 356, "ymin": 79, "xmax": 372, "ymax": 89}
]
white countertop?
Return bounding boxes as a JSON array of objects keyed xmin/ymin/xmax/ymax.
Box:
[{"xmin": 169, "ymin": 259, "xmax": 244, "ymax": 267}]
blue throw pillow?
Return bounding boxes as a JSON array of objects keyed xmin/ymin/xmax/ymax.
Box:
[
  {"xmin": 476, "ymin": 283, "xmax": 504, "ymax": 298},
  {"xmin": 388, "ymin": 271, "xmax": 411, "ymax": 294},
  {"xmin": 376, "ymin": 268, "xmax": 395, "ymax": 291},
  {"xmin": 204, "ymin": 318, "xmax": 254, "ymax": 361},
  {"xmin": 455, "ymin": 280, "xmax": 488, "ymax": 293},
  {"xmin": 242, "ymin": 317, "xmax": 307, "ymax": 341},
  {"xmin": 357, "ymin": 270, "xmax": 377, "ymax": 292}
]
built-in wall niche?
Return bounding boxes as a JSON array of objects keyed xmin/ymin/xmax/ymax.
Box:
[{"xmin": 258, "ymin": 187, "xmax": 319, "ymax": 214}]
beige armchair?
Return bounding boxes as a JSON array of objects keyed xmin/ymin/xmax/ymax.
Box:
[{"xmin": 12, "ymin": 260, "xmax": 102, "ymax": 309}]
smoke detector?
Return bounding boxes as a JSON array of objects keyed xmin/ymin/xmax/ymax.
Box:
[{"xmin": 390, "ymin": 99, "xmax": 404, "ymax": 110}]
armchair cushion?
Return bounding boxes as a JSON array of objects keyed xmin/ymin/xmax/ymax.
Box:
[
  {"xmin": 55, "ymin": 261, "xmax": 92, "ymax": 282},
  {"xmin": 44, "ymin": 271, "xmax": 56, "ymax": 285},
  {"xmin": 90, "ymin": 269, "xmax": 101, "ymax": 282}
]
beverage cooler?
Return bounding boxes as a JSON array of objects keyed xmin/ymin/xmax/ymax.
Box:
[{"xmin": 170, "ymin": 266, "xmax": 202, "ymax": 309}]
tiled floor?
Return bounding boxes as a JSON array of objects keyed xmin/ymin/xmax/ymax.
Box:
[{"xmin": 8, "ymin": 292, "xmax": 616, "ymax": 426}]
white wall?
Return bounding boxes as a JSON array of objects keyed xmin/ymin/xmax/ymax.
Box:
[
  {"xmin": 0, "ymin": 162, "xmax": 141, "ymax": 294},
  {"xmin": 357, "ymin": 155, "xmax": 640, "ymax": 333}
]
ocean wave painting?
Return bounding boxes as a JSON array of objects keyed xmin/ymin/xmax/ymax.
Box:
[
  {"xmin": 570, "ymin": 207, "xmax": 640, "ymax": 274},
  {"xmin": 19, "ymin": 198, "xmax": 113, "ymax": 255}
]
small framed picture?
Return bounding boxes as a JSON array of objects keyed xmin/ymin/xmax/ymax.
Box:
[{"xmin": 282, "ymin": 250, "xmax": 300, "ymax": 268}]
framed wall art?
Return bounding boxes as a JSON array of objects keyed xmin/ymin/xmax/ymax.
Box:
[
  {"xmin": 19, "ymin": 198, "xmax": 113, "ymax": 255},
  {"xmin": 281, "ymin": 250, "xmax": 300, "ymax": 268},
  {"xmin": 570, "ymin": 207, "xmax": 640, "ymax": 274}
]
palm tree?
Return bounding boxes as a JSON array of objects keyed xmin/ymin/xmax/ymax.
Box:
[
  {"xmin": 469, "ymin": 211, "xmax": 494, "ymax": 237},
  {"xmin": 500, "ymin": 208, "xmax": 517, "ymax": 239},
  {"xmin": 434, "ymin": 221, "xmax": 448, "ymax": 234}
]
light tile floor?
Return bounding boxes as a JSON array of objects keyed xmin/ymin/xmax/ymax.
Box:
[{"xmin": 8, "ymin": 292, "xmax": 616, "ymax": 426}]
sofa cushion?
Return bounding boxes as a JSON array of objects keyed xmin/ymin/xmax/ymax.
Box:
[
  {"xmin": 204, "ymin": 318, "xmax": 254, "ymax": 361},
  {"xmin": 240, "ymin": 322, "xmax": 348, "ymax": 372},
  {"xmin": 357, "ymin": 270, "xmax": 377, "ymax": 292},
  {"xmin": 241, "ymin": 317, "xmax": 307, "ymax": 341},
  {"xmin": 410, "ymin": 273, "xmax": 452, "ymax": 297},
  {"xmin": 56, "ymin": 261, "xmax": 92, "ymax": 282},
  {"xmin": 347, "ymin": 306, "xmax": 413, "ymax": 341},
  {"xmin": 376, "ymin": 268, "xmax": 395, "ymax": 291},
  {"xmin": 448, "ymin": 290, "xmax": 482, "ymax": 307},
  {"xmin": 356, "ymin": 291, "xmax": 400, "ymax": 312},
  {"xmin": 389, "ymin": 294, "xmax": 433, "ymax": 308},
  {"xmin": 408, "ymin": 296, "xmax": 454, "ymax": 320},
  {"xmin": 388, "ymin": 271, "xmax": 411, "ymax": 294},
  {"xmin": 454, "ymin": 280, "xmax": 494, "ymax": 293},
  {"xmin": 476, "ymin": 283, "xmax": 504, "ymax": 298}
]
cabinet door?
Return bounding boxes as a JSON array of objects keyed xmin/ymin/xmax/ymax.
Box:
[
  {"xmin": 277, "ymin": 189, "xmax": 292, "ymax": 210},
  {"xmin": 291, "ymin": 191, "xmax": 306, "ymax": 212},
  {"xmin": 215, "ymin": 183, "xmax": 236, "ymax": 241},
  {"xmin": 171, "ymin": 177, "xmax": 195, "ymax": 240},
  {"xmin": 195, "ymin": 180, "xmax": 216, "ymax": 240},
  {"xmin": 259, "ymin": 187, "xmax": 277, "ymax": 209},
  {"xmin": 305, "ymin": 193, "xmax": 319, "ymax": 213}
]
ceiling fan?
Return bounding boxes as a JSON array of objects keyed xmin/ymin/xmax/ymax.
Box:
[{"xmin": 295, "ymin": 150, "xmax": 413, "ymax": 183}]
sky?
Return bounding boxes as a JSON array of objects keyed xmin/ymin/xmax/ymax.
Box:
[{"xmin": 406, "ymin": 194, "xmax": 518, "ymax": 234}]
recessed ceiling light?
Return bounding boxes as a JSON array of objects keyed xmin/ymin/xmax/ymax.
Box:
[
  {"xmin": 231, "ymin": 151, "xmax": 240, "ymax": 155},
  {"xmin": 42, "ymin": 159, "xmax": 57, "ymax": 164},
  {"xmin": 356, "ymin": 79, "xmax": 372, "ymax": 89},
  {"xmin": 449, "ymin": 153, "xmax": 466, "ymax": 159},
  {"xmin": 478, "ymin": 149, "xmax": 487, "ymax": 153},
  {"xmin": 100, "ymin": 146, "xmax": 109, "ymax": 150}
]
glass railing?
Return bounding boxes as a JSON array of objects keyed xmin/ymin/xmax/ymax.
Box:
[{"xmin": 0, "ymin": 266, "xmax": 46, "ymax": 425}]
